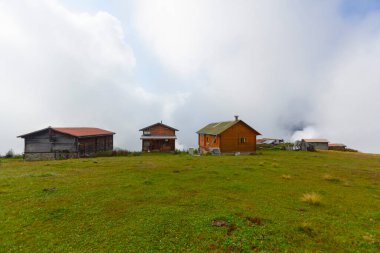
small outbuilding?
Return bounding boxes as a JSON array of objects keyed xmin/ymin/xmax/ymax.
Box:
[
  {"xmin": 300, "ymin": 139, "xmax": 329, "ymax": 151},
  {"xmin": 197, "ymin": 116, "xmax": 261, "ymax": 154},
  {"xmin": 18, "ymin": 127, "xmax": 115, "ymax": 160},
  {"xmin": 328, "ymin": 143, "xmax": 346, "ymax": 151},
  {"xmin": 139, "ymin": 122, "xmax": 178, "ymax": 152}
]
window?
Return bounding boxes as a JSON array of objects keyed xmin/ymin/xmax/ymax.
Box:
[
  {"xmin": 240, "ymin": 137, "xmax": 247, "ymax": 144},
  {"xmin": 143, "ymin": 131, "xmax": 151, "ymax": 136}
]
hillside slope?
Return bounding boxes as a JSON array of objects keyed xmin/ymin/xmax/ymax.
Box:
[{"xmin": 0, "ymin": 151, "xmax": 379, "ymax": 252}]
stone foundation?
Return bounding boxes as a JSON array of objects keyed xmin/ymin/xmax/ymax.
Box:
[{"xmin": 24, "ymin": 152, "xmax": 78, "ymax": 161}]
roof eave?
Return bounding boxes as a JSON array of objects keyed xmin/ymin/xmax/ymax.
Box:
[
  {"xmin": 196, "ymin": 132, "xmax": 218, "ymax": 136},
  {"xmin": 218, "ymin": 120, "xmax": 261, "ymax": 136},
  {"xmin": 17, "ymin": 127, "xmax": 51, "ymax": 138},
  {"xmin": 77, "ymin": 133, "xmax": 115, "ymax": 138},
  {"xmin": 139, "ymin": 122, "xmax": 178, "ymax": 132}
]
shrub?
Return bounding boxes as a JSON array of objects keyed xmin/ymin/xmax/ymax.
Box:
[
  {"xmin": 5, "ymin": 149, "xmax": 14, "ymax": 158},
  {"xmin": 95, "ymin": 150, "xmax": 132, "ymax": 157},
  {"xmin": 345, "ymin": 148, "xmax": 358, "ymax": 152},
  {"xmin": 323, "ymin": 174, "xmax": 341, "ymax": 183},
  {"xmin": 113, "ymin": 150, "xmax": 131, "ymax": 156},
  {"xmin": 362, "ymin": 233, "xmax": 376, "ymax": 244},
  {"xmin": 281, "ymin": 174, "xmax": 292, "ymax": 180},
  {"xmin": 301, "ymin": 192, "xmax": 322, "ymax": 206},
  {"xmin": 298, "ymin": 222, "xmax": 315, "ymax": 236}
]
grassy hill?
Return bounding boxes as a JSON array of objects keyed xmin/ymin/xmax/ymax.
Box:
[{"xmin": 0, "ymin": 151, "xmax": 379, "ymax": 252}]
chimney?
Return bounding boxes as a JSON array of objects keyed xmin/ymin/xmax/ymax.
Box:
[{"xmin": 234, "ymin": 115, "xmax": 239, "ymax": 121}]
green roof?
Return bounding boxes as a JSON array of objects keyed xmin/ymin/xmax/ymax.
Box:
[
  {"xmin": 196, "ymin": 120, "xmax": 261, "ymax": 135},
  {"xmin": 196, "ymin": 121, "xmax": 236, "ymax": 135},
  {"xmin": 197, "ymin": 120, "xmax": 261, "ymax": 135}
]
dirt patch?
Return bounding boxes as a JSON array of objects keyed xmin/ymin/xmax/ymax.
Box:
[
  {"xmin": 246, "ymin": 216, "xmax": 263, "ymax": 226},
  {"xmin": 212, "ymin": 219, "xmax": 227, "ymax": 227},
  {"xmin": 43, "ymin": 187, "xmax": 56, "ymax": 192},
  {"xmin": 227, "ymin": 223, "xmax": 237, "ymax": 236},
  {"xmin": 212, "ymin": 219, "xmax": 238, "ymax": 236}
]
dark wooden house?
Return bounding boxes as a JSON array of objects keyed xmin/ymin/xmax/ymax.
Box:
[
  {"xmin": 139, "ymin": 123, "xmax": 178, "ymax": 152},
  {"xmin": 197, "ymin": 116, "xmax": 261, "ymax": 154},
  {"xmin": 18, "ymin": 127, "xmax": 115, "ymax": 160}
]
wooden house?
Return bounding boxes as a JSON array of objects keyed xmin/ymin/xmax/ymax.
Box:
[
  {"xmin": 139, "ymin": 122, "xmax": 178, "ymax": 152},
  {"xmin": 196, "ymin": 116, "xmax": 261, "ymax": 154},
  {"xmin": 300, "ymin": 139, "xmax": 329, "ymax": 151},
  {"xmin": 18, "ymin": 127, "xmax": 115, "ymax": 160}
]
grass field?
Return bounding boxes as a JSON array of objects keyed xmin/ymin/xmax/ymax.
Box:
[{"xmin": 0, "ymin": 151, "xmax": 379, "ymax": 252}]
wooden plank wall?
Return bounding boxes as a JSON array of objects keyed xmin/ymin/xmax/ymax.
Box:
[
  {"xmin": 25, "ymin": 130, "xmax": 77, "ymax": 153},
  {"xmin": 148, "ymin": 125, "xmax": 175, "ymax": 136},
  {"xmin": 220, "ymin": 122, "xmax": 257, "ymax": 153},
  {"xmin": 198, "ymin": 134, "xmax": 220, "ymax": 150},
  {"xmin": 78, "ymin": 136, "xmax": 113, "ymax": 155}
]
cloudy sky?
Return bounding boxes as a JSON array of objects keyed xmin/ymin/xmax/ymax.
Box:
[{"xmin": 1, "ymin": 0, "xmax": 380, "ymax": 154}]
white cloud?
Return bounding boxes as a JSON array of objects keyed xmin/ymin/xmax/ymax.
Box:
[
  {"xmin": 2, "ymin": 0, "xmax": 380, "ymax": 154},
  {"xmin": 131, "ymin": 0, "xmax": 380, "ymax": 152},
  {"xmin": 0, "ymin": 0, "xmax": 187, "ymax": 154}
]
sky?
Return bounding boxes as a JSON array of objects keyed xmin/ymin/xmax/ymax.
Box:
[{"xmin": 1, "ymin": 0, "xmax": 380, "ymax": 154}]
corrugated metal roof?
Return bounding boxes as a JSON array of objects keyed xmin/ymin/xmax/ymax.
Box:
[
  {"xmin": 302, "ymin": 139, "xmax": 329, "ymax": 143},
  {"xmin": 196, "ymin": 120, "xmax": 261, "ymax": 135}
]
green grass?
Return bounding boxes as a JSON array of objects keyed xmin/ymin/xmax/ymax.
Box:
[{"xmin": 0, "ymin": 151, "xmax": 379, "ymax": 252}]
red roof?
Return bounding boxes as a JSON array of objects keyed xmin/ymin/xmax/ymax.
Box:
[
  {"xmin": 139, "ymin": 122, "xmax": 178, "ymax": 131},
  {"xmin": 52, "ymin": 127, "xmax": 114, "ymax": 137},
  {"xmin": 18, "ymin": 127, "xmax": 114, "ymax": 138}
]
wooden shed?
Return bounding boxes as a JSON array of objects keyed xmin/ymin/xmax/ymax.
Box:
[
  {"xmin": 139, "ymin": 122, "xmax": 178, "ymax": 152},
  {"xmin": 18, "ymin": 127, "xmax": 115, "ymax": 160},
  {"xmin": 300, "ymin": 139, "xmax": 329, "ymax": 151},
  {"xmin": 197, "ymin": 116, "xmax": 261, "ymax": 154}
]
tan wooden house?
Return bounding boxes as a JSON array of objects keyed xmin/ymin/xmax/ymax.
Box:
[{"xmin": 196, "ymin": 116, "xmax": 261, "ymax": 154}]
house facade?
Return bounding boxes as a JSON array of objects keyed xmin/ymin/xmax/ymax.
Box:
[
  {"xmin": 197, "ymin": 116, "xmax": 261, "ymax": 154},
  {"xmin": 139, "ymin": 123, "xmax": 178, "ymax": 152},
  {"xmin": 18, "ymin": 127, "xmax": 114, "ymax": 160}
]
